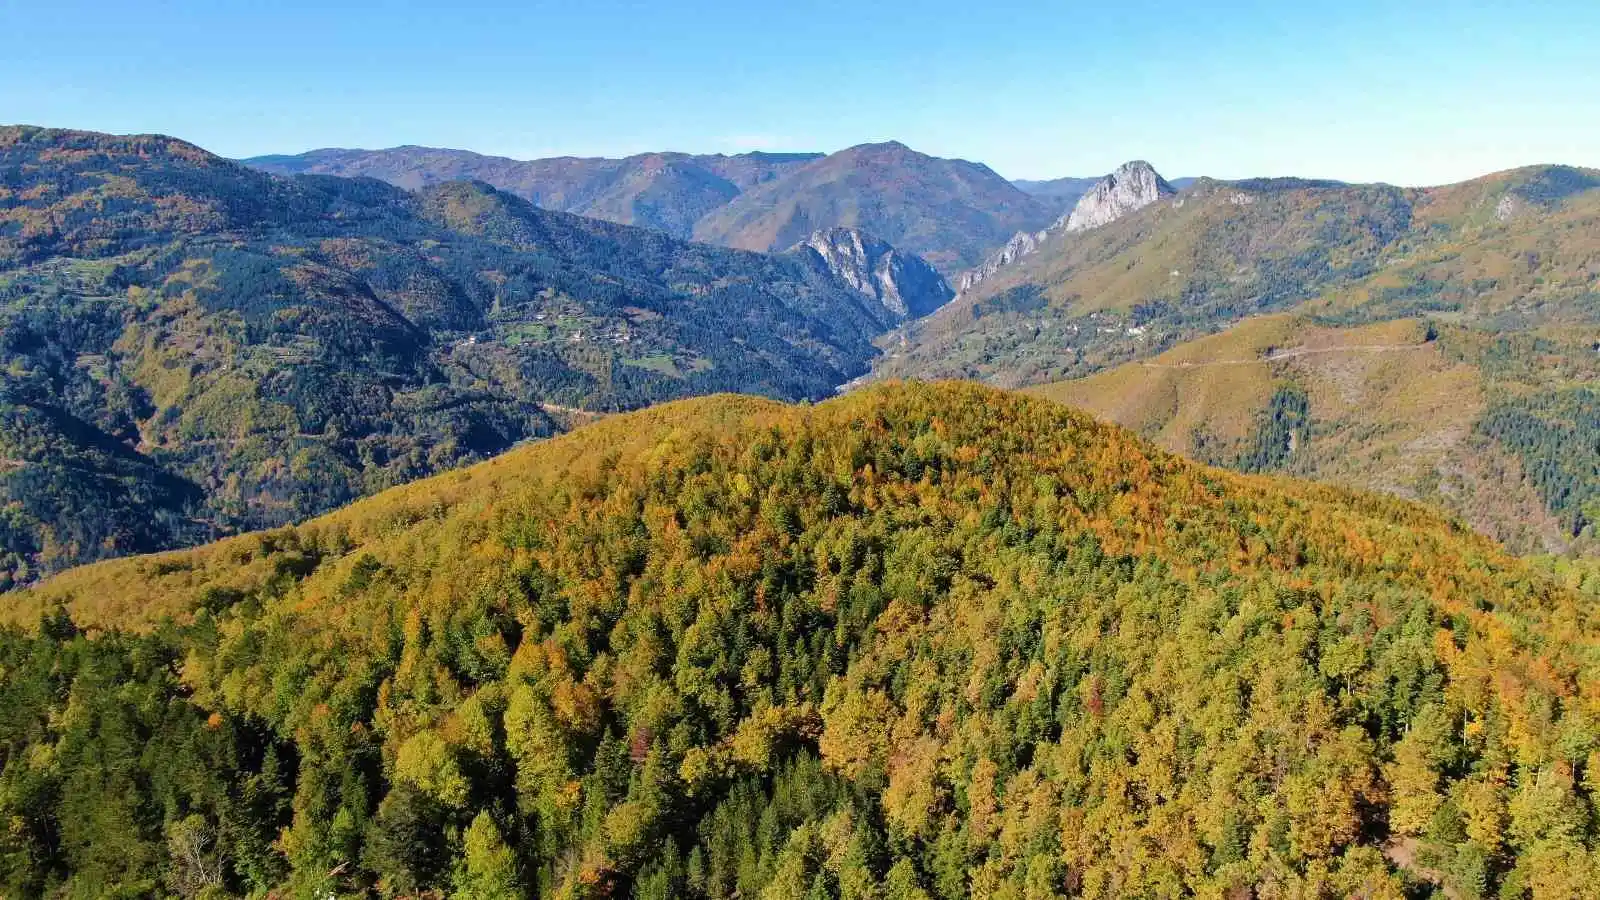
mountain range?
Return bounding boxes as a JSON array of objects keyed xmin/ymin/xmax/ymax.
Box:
[
  {"xmin": 1010, "ymin": 174, "xmax": 1102, "ymax": 203},
  {"xmin": 0, "ymin": 125, "xmax": 950, "ymax": 586},
  {"xmin": 870, "ymin": 159, "xmax": 1600, "ymax": 553},
  {"xmin": 10, "ymin": 125, "xmax": 1600, "ymax": 581},
  {"xmin": 13, "ymin": 124, "xmax": 1600, "ymax": 581},
  {"xmin": 246, "ymin": 142, "xmax": 1067, "ymax": 276},
  {"xmin": 246, "ymin": 146, "xmax": 825, "ymax": 240},
  {"xmin": 5, "ymin": 120, "xmax": 1600, "ymax": 898}
]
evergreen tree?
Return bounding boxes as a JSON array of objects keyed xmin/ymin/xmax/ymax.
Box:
[{"xmin": 454, "ymin": 811, "xmax": 522, "ymax": 900}]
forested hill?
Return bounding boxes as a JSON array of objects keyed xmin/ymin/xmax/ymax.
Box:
[
  {"xmin": 0, "ymin": 125, "xmax": 938, "ymax": 586},
  {"xmin": 7, "ymin": 382, "xmax": 1599, "ymax": 897}
]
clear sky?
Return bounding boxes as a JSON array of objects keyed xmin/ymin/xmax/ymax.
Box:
[{"xmin": 3, "ymin": 1, "xmax": 1597, "ymax": 185}]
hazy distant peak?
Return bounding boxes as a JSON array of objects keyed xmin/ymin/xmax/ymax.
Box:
[
  {"xmin": 847, "ymin": 139, "xmax": 911, "ymax": 152},
  {"xmin": 830, "ymin": 140, "xmax": 922, "ymax": 162}
]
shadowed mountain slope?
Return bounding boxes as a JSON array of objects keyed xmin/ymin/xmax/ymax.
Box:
[{"xmin": 248, "ymin": 142, "xmax": 1058, "ymax": 277}]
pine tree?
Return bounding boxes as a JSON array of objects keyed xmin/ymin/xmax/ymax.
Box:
[{"xmin": 454, "ymin": 811, "xmax": 523, "ymax": 900}]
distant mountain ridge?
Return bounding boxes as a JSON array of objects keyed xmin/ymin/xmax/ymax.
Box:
[
  {"xmin": 245, "ymin": 145, "xmax": 824, "ymax": 239},
  {"xmin": 247, "ymin": 141, "xmax": 1058, "ymax": 276},
  {"xmin": 690, "ymin": 141, "xmax": 1056, "ymax": 274},
  {"xmin": 1010, "ymin": 174, "xmax": 1101, "ymax": 203}
]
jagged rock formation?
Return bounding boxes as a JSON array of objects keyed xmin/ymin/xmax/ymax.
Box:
[
  {"xmin": 793, "ymin": 227, "xmax": 953, "ymax": 321},
  {"xmin": 956, "ymin": 160, "xmax": 1176, "ymax": 294},
  {"xmin": 1060, "ymin": 160, "xmax": 1177, "ymax": 232},
  {"xmin": 957, "ymin": 228, "xmax": 1046, "ymax": 292}
]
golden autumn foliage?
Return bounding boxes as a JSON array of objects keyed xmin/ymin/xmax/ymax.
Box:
[{"xmin": 3, "ymin": 382, "xmax": 1598, "ymax": 898}]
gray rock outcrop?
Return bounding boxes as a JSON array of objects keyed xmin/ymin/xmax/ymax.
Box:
[
  {"xmin": 793, "ymin": 227, "xmax": 954, "ymax": 321},
  {"xmin": 1059, "ymin": 161, "xmax": 1177, "ymax": 232},
  {"xmin": 958, "ymin": 229, "xmax": 1046, "ymax": 292},
  {"xmin": 955, "ymin": 161, "xmax": 1176, "ymax": 295}
]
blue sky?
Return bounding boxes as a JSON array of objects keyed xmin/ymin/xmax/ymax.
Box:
[{"xmin": 3, "ymin": 1, "xmax": 1597, "ymax": 184}]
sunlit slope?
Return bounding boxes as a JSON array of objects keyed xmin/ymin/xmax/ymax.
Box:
[
  {"xmin": 1032, "ymin": 315, "xmax": 1596, "ymax": 552},
  {"xmin": 6, "ymin": 382, "xmax": 1598, "ymax": 897},
  {"xmin": 10, "ymin": 393, "xmax": 789, "ymax": 629},
  {"xmin": 878, "ymin": 165, "xmax": 1600, "ymax": 387}
]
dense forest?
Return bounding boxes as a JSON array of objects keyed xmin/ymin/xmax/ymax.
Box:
[
  {"xmin": 0, "ymin": 126, "xmax": 933, "ymax": 585},
  {"xmin": 1477, "ymin": 388, "xmax": 1600, "ymax": 536},
  {"xmin": 1217, "ymin": 385, "xmax": 1311, "ymax": 475},
  {"xmin": 5, "ymin": 383, "xmax": 1597, "ymax": 898}
]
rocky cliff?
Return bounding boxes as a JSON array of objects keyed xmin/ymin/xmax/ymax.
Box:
[
  {"xmin": 1060, "ymin": 160, "xmax": 1177, "ymax": 232},
  {"xmin": 956, "ymin": 160, "xmax": 1176, "ymax": 295},
  {"xmin": 793, "ymin": 227, "xmax": 953, "ymax": 321},
  {"xmin": 957, "ymin": 228, "xmax": 1046, "ymax": 292}
]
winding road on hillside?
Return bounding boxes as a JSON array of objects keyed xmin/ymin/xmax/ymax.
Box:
[
  {"xmin": 1137, "ymin": 342, "xmax": 1430, "ymax": 370},
  {"xmin": 538, "ymin": 401, "xmax": 605, "ymax": 420}
]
